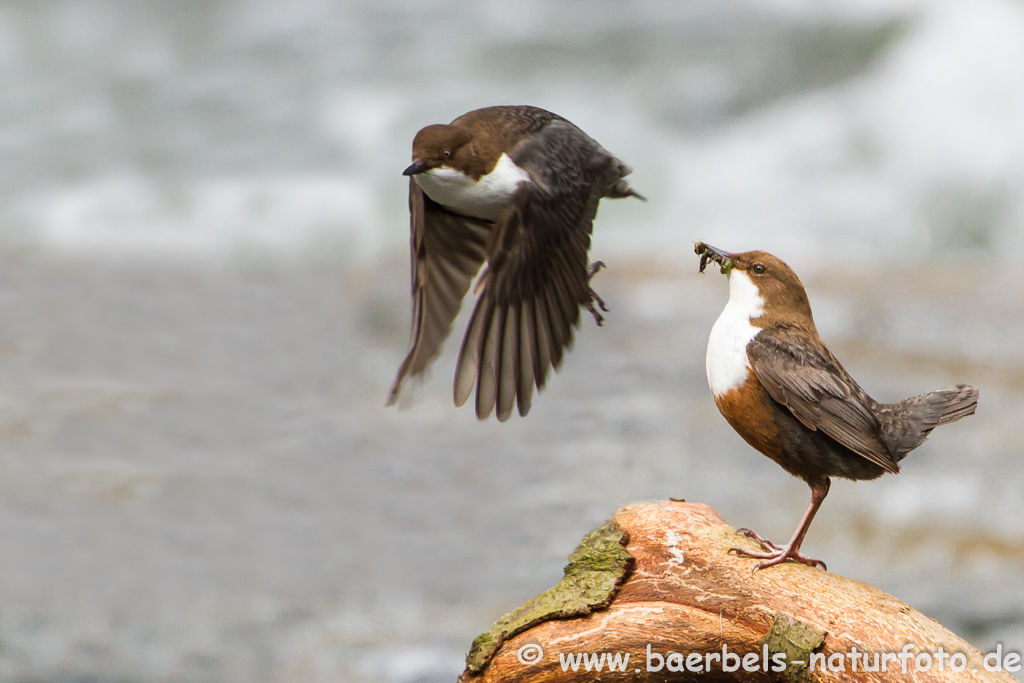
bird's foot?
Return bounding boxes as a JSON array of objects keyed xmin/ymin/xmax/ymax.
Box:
[
  {"xmin": 585, "ymin": 262, "xmax": 609, "ymax": 326},
  {"xmin": 729, "ymin": 530, "xmax": 827, "ymax": 573},
  {"xmin": 585, "ymin": 293, "xmax": 608, "ymax": 326},
  {"xmin": 734, "ymin": 528, "xmax": 781, "ymax": 551}
]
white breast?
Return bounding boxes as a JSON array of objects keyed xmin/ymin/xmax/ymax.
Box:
[
  {"xmin": 413, "ymin": 152, "xmax": 531, "ymax": 221},
  {"xmin": 706, "ymin": 270, "xmax": 764, "ymax": 398}
]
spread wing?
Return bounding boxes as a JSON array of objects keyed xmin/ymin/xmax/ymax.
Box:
[
  {"xmin": 747, "ymin": 333, "xmax": 900, "ymax": 474},
  {"xmin": 454, "ymin": 121, "xmax": 625, "ymax": 421},
  {"xmin": 387, "ymin": 180, "xmax": 491, "ymax": 405}
]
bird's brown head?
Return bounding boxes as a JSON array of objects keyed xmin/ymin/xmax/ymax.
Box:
[
  {"xmin": 695, "ymin": 242, "xmax": 816, "ymax": 331},
  {"xmin": 403, "ymin": 124, "xmax": 479, "ymax": 177}
]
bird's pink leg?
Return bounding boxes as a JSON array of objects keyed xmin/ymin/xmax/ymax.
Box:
[{"xmin": 729, "ymin": 478, "xmax": 831, "ymax": 572}]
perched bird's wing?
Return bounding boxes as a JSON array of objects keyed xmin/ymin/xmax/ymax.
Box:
[
  {"xmin": 454, "ymin": 121, "xmax": 628, "ymax": 421},
  {"xmin": 748, "ymin": 333, "xmax": 900, "ymax": 474},
  {"xmin": 387, "ymin": 180, "xmax": 491, "ymax": 405}
]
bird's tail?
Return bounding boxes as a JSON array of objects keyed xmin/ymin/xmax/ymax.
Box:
[
  {"xmin": 603, "ymin": 160, "xmax": 646, "ymax": 201},
  {"xmin": 607, "ymin": 179, "xmax": 645, "ymax": 201},
  {"xmin": 880, "ymin": 383, "xmax": 979, "ymax": 461}
]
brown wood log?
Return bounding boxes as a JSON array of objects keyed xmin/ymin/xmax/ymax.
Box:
[{"xmin": 458, "ymin": 500, "xmax": 1017, "ymax": 683}]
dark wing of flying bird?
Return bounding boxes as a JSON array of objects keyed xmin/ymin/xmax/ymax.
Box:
[
  {"xmin": 453, "ymin": 120, "xmax": 621, "ymax": 421},
  {"xmin": 387, "ymin": 181, "xmax": 491, "ymax": 405}
]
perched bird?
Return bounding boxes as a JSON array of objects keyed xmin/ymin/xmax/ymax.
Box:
[
  {"xmin": 695, "ymin": 242, "xmax": 978, "ymax": 571},
  {"xmin": 388, "ymin": 105, "xmax": 643, "ymax": 421}
]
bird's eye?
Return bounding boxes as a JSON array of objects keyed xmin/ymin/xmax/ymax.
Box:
[
  {"xmin": 752, "ymin": 263, "xmax": 766, "ymax": 274},
  {"xmin": 442, "ymin": 150, "xmax": 452, "ymax": 159}
]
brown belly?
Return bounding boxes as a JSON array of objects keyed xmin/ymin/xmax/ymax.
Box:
[
  {"xmin": 713, "ymin": 370, "xmax": 786, "ymax": 466},
  {"xmin": 713, "ymin": 368, "xmax": 888, "ymax": 483}
]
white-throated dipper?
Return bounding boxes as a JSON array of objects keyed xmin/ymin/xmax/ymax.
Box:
[
  {"xmin": 388, "ymin": 105, "xmax": 643, "ymax": 421},
  {"xmin": 695, "ymin": 242, "xmax": 979, "ymax": 571}
]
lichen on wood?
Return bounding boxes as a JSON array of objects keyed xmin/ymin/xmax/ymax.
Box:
[
  {"xmin": 464, "ymin": 520, "xmax": 634, "ymax": 674},
  {"xmin": 762, "ymin": 612, "xmax": 826, "ymax": 683}
]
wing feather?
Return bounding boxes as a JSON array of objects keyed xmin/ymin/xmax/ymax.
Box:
[
  {"xmin": 475, "ymin": 298, "xmax": 503, "ymax": 419},
  {"xmin": 497, "ymin": 304, "xmax": 520, "ymax": 422},
  {"xmin": 531, "ymin": 294, "xmax": 553, "ymax": 390},
  {"xmin": 388, "ymin": 181, "xmax": 491, "ymax": 405},
  {"xmin": 517, "ymin": 299, "xmax": 536, "ymax": 416},
  {"xmin": 748, "ymin": 334, "xmax": 900, "ymax": 474}
]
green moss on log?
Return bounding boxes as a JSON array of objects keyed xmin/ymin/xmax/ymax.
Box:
[
  {"xmin": 464, "ymin": 520, "xmax": 634, "ymax": 674},
  {"xmin": 762, "ymin": 612, "xmax": 827, "ymax": 683}
]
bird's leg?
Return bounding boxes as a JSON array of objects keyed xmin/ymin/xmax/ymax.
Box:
[
  {"xmin": 729, "ymin": 478, "xmax": 831, "ymax": 572},
  {"xmin": 585, "ymin": 261, "xmax": 608, "ymax": 326}
]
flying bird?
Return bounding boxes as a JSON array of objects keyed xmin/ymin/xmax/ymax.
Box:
[
  {"xmin": 696, "ymin": 242, "xmax": 978, "ymax": 571},
  {"xmin": 388, "ymin": 105, "xmax": 643, "ymax": 421}
]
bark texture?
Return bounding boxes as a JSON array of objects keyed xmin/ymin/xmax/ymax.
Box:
[{"xmin": 458, "ymin": 500, "xmax": 1016, "ymax": 683}]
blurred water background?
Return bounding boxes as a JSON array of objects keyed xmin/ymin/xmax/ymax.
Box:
[{"xmin": 0, "ymin": 1, "xmax": 1022, "ymax": 681}]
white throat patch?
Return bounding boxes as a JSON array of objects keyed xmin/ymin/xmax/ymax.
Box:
[
  {"xmin": 706, "ymin": 270, "xmax": 764, "ymax": 398},
  {"xmin": 414, "ymin": 153, "xmax": 530, "ymax": 221}
]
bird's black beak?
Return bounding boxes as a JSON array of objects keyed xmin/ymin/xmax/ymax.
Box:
[
  {"xmin": 403, "ymin": 160, "xmax": 428, "ymax": 176},
  {"xmin": 694, "ymin": 242, "xmax": 734, "ymax": 275}
]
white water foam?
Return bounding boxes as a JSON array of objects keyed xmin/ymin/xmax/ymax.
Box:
[{"xmin": 23, "ymin": 175, "xmax": 380, "ymax": 260}]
